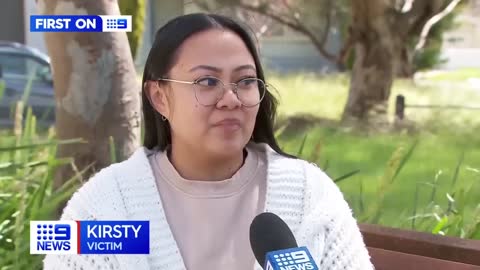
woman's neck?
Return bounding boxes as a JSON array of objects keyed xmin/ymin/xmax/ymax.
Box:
[{"xmin": 167, "ymin": 144, "xmax": 246, "ymax": 181}]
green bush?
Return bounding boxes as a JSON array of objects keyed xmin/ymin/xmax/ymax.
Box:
[
  {"xmin": 0, "ymin": 102, "xmax": 85, "ymax": 269},
  {"xmin": 119, "ymin": 0, "xmax": 146, "ymax": 59}
]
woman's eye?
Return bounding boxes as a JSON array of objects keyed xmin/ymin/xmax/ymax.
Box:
[
  {"xmin": 238, "ymin": 78, "xmax": 258, "ymax": 87},
  {"xmin": 197, "ymin": 77, "xmax": 219, "ymax": 87}
]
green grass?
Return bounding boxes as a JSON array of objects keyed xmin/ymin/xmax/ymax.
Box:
[
  {"xmin": 270, "ymin": 71, "xmax": 480, "ymax": 238},
  {"xmin": 268, "ymin": 73, "xmax": 349, "ymax": 121},
  {"xmin": 422, "ymin": 68, "xmax": 480, "ymax": 82},
  {"xmin": 268, "ymin": 71, "xmax": 480, "ymax": 127},
  {"xmin": 278, "ymin": 125, "xmax": 480, "ymax": 235}
]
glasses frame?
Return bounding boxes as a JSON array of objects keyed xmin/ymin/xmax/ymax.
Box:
[{"xmin": 155, "ymin": 76, "xmax": 267, "ymax": 107}]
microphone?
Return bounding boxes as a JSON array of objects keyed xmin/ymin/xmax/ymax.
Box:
[{"xmin": 250, "ymin": 212, "xmax": 319, "ymax": 270}]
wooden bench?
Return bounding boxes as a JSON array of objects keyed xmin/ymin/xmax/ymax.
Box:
[{"xmin": 359, "ymin": 223, "xmax": 480, "ymax": 270}]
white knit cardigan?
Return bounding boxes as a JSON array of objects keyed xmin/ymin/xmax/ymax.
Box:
[{"xmin": 43, "ymin": 144, "xmax": 374, "ymax": 270}]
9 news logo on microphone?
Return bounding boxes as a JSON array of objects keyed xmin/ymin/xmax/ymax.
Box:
[
  {"xmin": 265, "ymin": 247, "xmax": 318, "ymax": 270},
  {"xmin": 30, "ymin": 15, "xmax": 132, "ymax": 32},
  {"xmin": 30, "ymin": 221, "xmax": 149, "ymax": 254}
]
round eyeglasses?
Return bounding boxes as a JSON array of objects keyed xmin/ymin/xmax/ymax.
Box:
[{"xmin": 156, "ymin": 76, "xmax": 267, "ymax": 107}]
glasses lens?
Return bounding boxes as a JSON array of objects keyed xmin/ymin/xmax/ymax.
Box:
[
  {"xmin": 194, "ymin": 77, "xmax": 225, "ymax": 106},
  {"xmin": 193, "ymin": 77, "xmax": 267, "ymax": 106},
  {"xmin": 236, "ymin": 78, "xmax": 266, "ymax": 107}
]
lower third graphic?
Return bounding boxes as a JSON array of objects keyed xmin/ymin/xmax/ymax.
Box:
[{"xmin": 30, "ymin": 220, "xmax": 149, "ymax": 254}]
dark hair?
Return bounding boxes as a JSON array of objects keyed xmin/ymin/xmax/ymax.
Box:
[{"xmin": 142, "ymin": 13, "xmax": 295, "ymax": 158}]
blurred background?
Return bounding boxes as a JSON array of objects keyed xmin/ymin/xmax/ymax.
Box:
[{"xmin": 0, "ymin": 0, "xmax": 479, "ymax": 269}]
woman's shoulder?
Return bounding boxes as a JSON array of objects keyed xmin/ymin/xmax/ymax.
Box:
[
  {"xmin": 58, "ymin": 164, "xmax": 119, "ymax": 221},
  {"xmin": 59, "ymin": 147, "xmax": 152, "ymax": 220},
  {"xmin": 265, "ymin": 146, "xmax": 348, "ymax": 209},
  {"xmin": 261, "ymin": 143, "xmax": 333, "ymax": 187}
]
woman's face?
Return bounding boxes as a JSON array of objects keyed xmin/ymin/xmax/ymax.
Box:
[{"xmin": 150, "ymin": 29, "xmax": 261, "ymax": 158}]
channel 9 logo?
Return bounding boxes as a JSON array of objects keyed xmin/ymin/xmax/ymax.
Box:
[
  {"xmin": 265, "ymin": 247, "xmax": 318, "ymax": 270},
  {"xmin": 30, "ymin": 220, "xmax": 149, "ymax": 254},
  {"xmin": 105, "ymin": 18, "xmax": 127, "ymax": 30},
  {"xmin": 30, "ymin": 221, "xmax": 78, "ymax": 254}
]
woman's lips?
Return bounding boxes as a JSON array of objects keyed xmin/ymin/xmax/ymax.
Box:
[{"xmin": 213, "ymin": 118, "xmax": 242, "ymax": 132}]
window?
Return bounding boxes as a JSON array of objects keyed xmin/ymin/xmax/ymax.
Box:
[{"xmin": 0, "ymin": 53, "xmax": 50, "ymax": 82}]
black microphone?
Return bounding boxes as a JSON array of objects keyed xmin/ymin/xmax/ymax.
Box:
[{"xmin": 250, "ymin": 212, "xmax": 319, "ymax": 269}]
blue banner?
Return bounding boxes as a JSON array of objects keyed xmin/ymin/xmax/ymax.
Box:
[
  {"xmin": 78, "ymin": 221, "xmax": 149, "ymax": 254},
  {"xmin": 30, "ymin": 15, "xmax": 103, "ymax": 32}
]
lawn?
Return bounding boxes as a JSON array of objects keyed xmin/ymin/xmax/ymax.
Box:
[
  {"xmin": 268, "ymin": 70, "xmax": 480, "ymax": 126},
  {"xmin": 269, "ymin": 70, "xmax": 480, "ymax": 237}
]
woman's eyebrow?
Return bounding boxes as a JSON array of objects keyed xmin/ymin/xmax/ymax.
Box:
[
  {"xmin": 189, "ymin": 65, "xmax": 221, "ymax": 73},
  {"xmin": 233, "ymin": 64, "xmax": 256, "ymax": 72},
  {"xmin": 188, "ymin": 64, "xmax": 256, "ymax": 73}
]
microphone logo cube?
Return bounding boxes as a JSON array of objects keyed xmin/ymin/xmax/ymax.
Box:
[
  {"xmin": 266, "ymin": 260, "xmax": 274, "ymax": 270},
  {"xmin": 265, "ymin": 246, "xmax": 318, "ymax": 270}
]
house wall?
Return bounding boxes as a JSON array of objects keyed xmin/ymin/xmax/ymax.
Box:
[
  {"xmin": 138, "ymin": 0, "xmax": 339, "ymax": 74},
  {"xmin": 443, "ymin": 0, "xmax": 480, "ymax": 48},
  {"xmin": 440, "ymin": 0, "xmax": 480, "ymax": 69},
  {"xmin": 24, "ymin": 0, "xmax": 48, "ymax": 54},
  {"xmin": 135, "ymin": 0, "xmax": 184, "ymax": 70},
  {"xmin": 0, "ymin": 0, "xmax": 25, "ymax": 43},
  {"xmin": 259, "ymin": 33, "xmax": 341, "ymax": 74}
]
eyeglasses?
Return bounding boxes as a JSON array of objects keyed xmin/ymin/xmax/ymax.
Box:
[{"xmin": 156, "ymin": 76, "xmax": 267, "ymax": 107}]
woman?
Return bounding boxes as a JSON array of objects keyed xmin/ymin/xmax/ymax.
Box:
[{"xmin": 44, "ymin": 13, "xmax": 373, "ymax": 270}]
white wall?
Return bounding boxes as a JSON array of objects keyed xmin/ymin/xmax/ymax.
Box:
[
  {"xmin": 23, "ymin": 0, "xmax": 48, "ymax": 54},
  {"xmin": 439, "ymin": 0, "xmax": 480, "ymax": 70},
  {"xmin": 440, "ymin": 48, "xmax": 480, "ymax": 70}
]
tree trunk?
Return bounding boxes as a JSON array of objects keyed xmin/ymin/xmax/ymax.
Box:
[
  {"xmin": 342, "ymin": 0, "xmax": 397, "ymax": 126},
  {"xmin": 38, "ymin": 0, "xmax": 141, "ymax": 191},
  {"xmin": 341, "ymin": 0, "xmax": 454, "ymax": 124},
  {"xmin": 395, "ymin": 44, "xmax": 415, "ymax": 78}
]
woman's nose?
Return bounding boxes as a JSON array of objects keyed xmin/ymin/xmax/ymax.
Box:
[{"xmin": 216, "ymin": 85, "xmax": 242, "ymax": 109}]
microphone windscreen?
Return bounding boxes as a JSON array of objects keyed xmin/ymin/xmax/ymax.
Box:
[{"xmin": 249, "ymin": 212, "xmax": 298, "ymax": 267}]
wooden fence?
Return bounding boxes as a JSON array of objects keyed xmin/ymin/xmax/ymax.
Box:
[{"xmin": 395, "ymin": 94, "xmax": 480, "ymax": 120}]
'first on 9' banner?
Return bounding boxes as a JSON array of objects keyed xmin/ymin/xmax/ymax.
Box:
[
  {"xmin": 30, "ymin": 221, "xmax": 149, "ymax": 254},
  {"xmin": 30, "ymin": 15, "xmax": 132, "ymax": 32}
]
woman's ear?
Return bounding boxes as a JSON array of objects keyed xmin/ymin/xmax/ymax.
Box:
[{"xmin": 144, "ymin": 81, "xmax": 170, "ymax": 119}]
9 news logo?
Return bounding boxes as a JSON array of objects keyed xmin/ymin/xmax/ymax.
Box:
[
  {"xmin": 30, "ymin": 221, "xmax": 78, "ymax": 254},
  {"xmin": 31, "ymin": 220, "xmax": 149, "ymax": 254},
  {"xmin": 265, "ymin": 247, "xmax": 317, "ymax": 270},
  {"xmin": 105, "ymin": 18, "xmax": 128, "ymax": 30}
]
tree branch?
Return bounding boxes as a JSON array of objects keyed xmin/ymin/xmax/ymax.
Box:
[
  {"xmin": 414, "ymin": 0, "xmax": 462, "ymax": 51},
  {"xmin": 399, "ymin": 0, "xmax": 445, "ymax": 37},
  {"xmin": 337, "ymin": 26, "xmax": 355, "ymax": 70},
  {"xmin": 279, "ymin": 0, "xmax": 304, "ymax": 26},
  {"xmin": 401, "ymin": 0, "xmax": 415, "ymax": 12},
  {"xmin": 192, "ymin": 0, "xmax": 339, "ymax": 63},
  {"xmin": 238, "ymin": 2, "xmax": 302, "ymax": 32},
  {"xmin": 319, "ymin": 0, "xmax": 334, "ymax": 46},
  {"xmin": 236, "ymin": 2, "xmax": 338, "ymax": 62}
]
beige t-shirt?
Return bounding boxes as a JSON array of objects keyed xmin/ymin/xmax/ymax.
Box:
[{"xmin": 148, "ymin": 144, "xmax": 267, "ymax": 270}]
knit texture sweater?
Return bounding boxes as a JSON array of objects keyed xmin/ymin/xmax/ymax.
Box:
[{"xmin": 43, "ymin": 143, "xmax": 374, "ymax": 270}]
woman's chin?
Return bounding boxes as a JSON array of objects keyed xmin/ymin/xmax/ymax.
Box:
[{"xmin": 207, "ymin": 138, "xmax": 248, "ymax": 157}]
